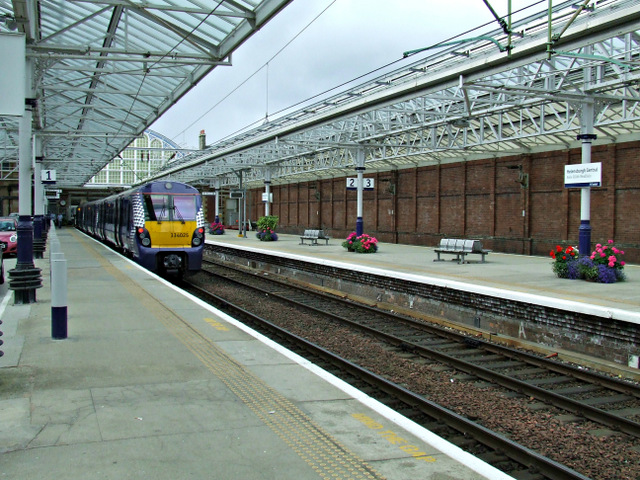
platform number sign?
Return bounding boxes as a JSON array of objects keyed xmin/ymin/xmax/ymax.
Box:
[
  {"xmin": 346, "ymin": 177, "xmax": 375, "ymax": 190},
  {"xmin": 42, "ymin": 169, "xmax": 56, "ymax": 184}
]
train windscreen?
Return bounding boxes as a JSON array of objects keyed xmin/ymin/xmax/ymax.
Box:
[
  {"xmin": 144, "ymin": 194, "xmax": 198, "ymax": 222},
  {"xmin": 172, "ymin": 195, "xmax": 198, "ymax": 221}
]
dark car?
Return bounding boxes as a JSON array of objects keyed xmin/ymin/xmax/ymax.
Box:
[{"xmin": 0, "ymin": 217, "xmax": 18, "ymax": 256}]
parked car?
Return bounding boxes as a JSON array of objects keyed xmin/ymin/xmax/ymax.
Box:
[{"xmin": 0, "ymin": 217, "xmax": 18, "ymax": 256}]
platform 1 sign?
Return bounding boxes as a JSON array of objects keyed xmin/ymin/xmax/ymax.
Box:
[
  {"xmin": 346, "ymin": 177, "xmax": 375, "ymax": 190},
  {"xmin": 564, "ymin": 162, "xmax": 601, "ymax": 188},
  {"xmin": 42, "ymin": 169, "xmax": 56, "ymax": 184}
]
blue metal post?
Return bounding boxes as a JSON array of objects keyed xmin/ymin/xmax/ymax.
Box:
[
  {"xmin": 9, "ymin": 95, "xmax": 42, "ymax": 304},
  {"xmin": 263, "ymin": 168, "xmax": 272, "ymax": 218},
  {"xmin": 33, "ymin": 148, "xmax": 46, "ymax": 259},
  {"xmin": 577, "ymin": 133, "xmax": 597, "ymax": 256},
  {"xmin": 213, "ymin": 178, "xmax": 220, "ymax": 221},
  {"xmin": 51, "ymin": 253, "xmax": 68, "ymax": 339},
  {"xmin": 355, "ymin": 147, "xmax": 365, "ymax": 236}
]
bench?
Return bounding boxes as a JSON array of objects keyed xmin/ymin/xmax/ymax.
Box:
[
  {"xmin": 434, "ymin": 238, "xmax": 491, "ymax": 264},
  {"xmin": 299, "ymin": 229, "xmax": 330, "ymax": 246}
]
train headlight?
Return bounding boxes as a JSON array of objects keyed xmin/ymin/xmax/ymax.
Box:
[
  {"xmin": 137, "ymin": 227, "xmax": 151, "ymax": 247},
  {"xmin": 10, "ymin": 234, "xmax": 17, "ymax": 243},
  {"xmin": 192, "ymin": 227, "xmax": 204, "ymax": 247}
]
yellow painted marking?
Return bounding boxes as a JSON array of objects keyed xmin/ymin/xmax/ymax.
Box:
[
  {"xmin": 204, "ymin": 317, "xmax": 229, "ymax": 331},
  {"xmin": 72, "ymin": 228, "xmax": 385, "ymax": 479},
  {"xmin": 352, "ymin": 413, "xmax": 436, "ymax": 463}
]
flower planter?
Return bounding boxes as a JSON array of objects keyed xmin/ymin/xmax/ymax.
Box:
[
  {"xmin": 342, "ymin": 232, "xmax": 378, "ymax": 253},
  {"xmin": 550, "ymin": 240, "xmax": 626, "ymax": 283}
]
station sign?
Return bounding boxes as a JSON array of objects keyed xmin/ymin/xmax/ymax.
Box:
[
  {"xmin": 261, "ymin": 192, "xmax": 273, "ymax": 202},
  {"xmin": 0, "ymin": 34, "xmax": 26, "ymax": 116},
  {"xmin": 42, "ymin": 169, "xmax": 56, "ymax": 184},
  {"xmin": 564, "ymin": 162, "xmax": 601, "ymax": 188},
  {"xmin": 346, "ymin": 177, "xmax": 375, "ymax": 190},
  {"xmin": 229, "ymin": 189, "xmax": 244, "ymax": 199},
  {"xmin": 45, "ymin": 189, "xmax": 61, "ymax": 200}
]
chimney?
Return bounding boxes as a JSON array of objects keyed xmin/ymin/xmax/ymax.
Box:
[{"xmin": 199, "ymin": 130, "xmax": 206, "ymax": 150}]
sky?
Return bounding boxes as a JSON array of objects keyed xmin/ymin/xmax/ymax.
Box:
[{"xmin": 150, "ymin": 0, "xmax": 545, "ymax": 150}]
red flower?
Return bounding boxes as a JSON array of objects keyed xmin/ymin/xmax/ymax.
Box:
[{"xmin": 556, "ymin": 245, "xmax": 562, "ymax": 252}]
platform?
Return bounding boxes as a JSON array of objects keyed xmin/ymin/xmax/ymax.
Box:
[
  {"xmin": 208, "ymin": 232, "xmax": 640, "ymax": 316},
  {"xmin": 206, "ymin": 232, "xmax": 640, "ymax": 378},
  {"xmin": 0, "ymin": 227, "xmax": 511, "ymax": 480}
]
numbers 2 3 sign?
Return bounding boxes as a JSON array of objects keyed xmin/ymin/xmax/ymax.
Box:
[{"xmin": 346, "ymin": 177, "xmax": 375, "ymax": 190}]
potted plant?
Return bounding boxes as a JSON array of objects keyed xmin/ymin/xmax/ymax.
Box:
[
  {"xmin": 579, "ymin": 240, "xmax": 626, "ymax": 283},
  {"xmin": 549, "ymin": 245, "xmax": 578, "ymax": 278},
  {"xmin": 342, "ymin": 232, "xmax": 378, "ymax": 253},
  {"xmin": 550, "ymin": 240, "xmax": 626, "ymax": 283},
  {"xmin": 256, "ymin": 215, "xmax": 279, "ymax": 242},
  {"xmin": 209, "ymin": 220, "xmax": 225, "ymax": 235}
]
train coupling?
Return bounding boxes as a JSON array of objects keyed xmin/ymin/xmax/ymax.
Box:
[{"xmin": 163, "ymin": 254, "xmax": 183, "ymax": 270}]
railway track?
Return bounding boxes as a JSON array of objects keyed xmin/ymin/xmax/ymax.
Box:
[{"xmin": 181, "ymin": 259, "xmax": 640, "ymax": 479}]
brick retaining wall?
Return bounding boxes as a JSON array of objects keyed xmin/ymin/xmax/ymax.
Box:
[
  {"xmin": 206, "ymin": 244, "xmax": 639, "ymax": 369},
  {"xmin": 237, "ymin": 141, "xmax": 640, "ymax": 263}
]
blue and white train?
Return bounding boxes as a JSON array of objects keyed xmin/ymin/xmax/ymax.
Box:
[{"xmin": 76, "ymin": 181, "xmax": 205, "ymax": 275}]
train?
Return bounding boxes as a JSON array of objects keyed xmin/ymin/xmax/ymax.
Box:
[{"xmin": 76, "ymin": 181, "xmax": 205, "ymax": 275}]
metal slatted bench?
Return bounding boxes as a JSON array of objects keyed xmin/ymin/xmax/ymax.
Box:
[
  {"xmin": 434, "ymin": 238, "xmax": 491, "ymax": 264},
  {"xmin": 299, "ymin": 229, "xmax": 330, "ymax": 245}
]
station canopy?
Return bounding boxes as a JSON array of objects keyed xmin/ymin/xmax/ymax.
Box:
[
  {"xmin": 2, "ymin": 0, "xmax": 640, "ymax": 192},
  {"xmin": 146, "ymin": 0, "xmax": 640, "ymax": 190},
  {"xmin": 0, "ymin": 0, "xmax": 292, "ymax": 188}
]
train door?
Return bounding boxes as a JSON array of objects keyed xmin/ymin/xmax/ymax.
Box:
[
  {"xmin": 113, "ymin": 198, "xmax": 121, "ymax": 247},
  {"xmin": 119, "ymin": 196, "xmax": 131, "ymax": 250}
]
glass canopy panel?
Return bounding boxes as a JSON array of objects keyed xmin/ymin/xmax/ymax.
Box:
[{"xmin": 0, "ymin": 0, "xmax": 292, "ymax": 187}]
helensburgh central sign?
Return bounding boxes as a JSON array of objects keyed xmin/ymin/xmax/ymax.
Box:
[{"xmin": 564, "ymin": 162, "xmax": 602, "ymax": 188}]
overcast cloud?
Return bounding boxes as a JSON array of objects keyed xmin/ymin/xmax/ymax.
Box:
[{"xmin": 150, "ymin": 0, "xmax": 544, "ymax": 149}]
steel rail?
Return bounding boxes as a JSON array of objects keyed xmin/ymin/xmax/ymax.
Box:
[
  {"xmin": 184, "ymin": 279, "xmax": 591, "ymax": 480},
  {"xmin": 202, "ymin": 261, "xmax": 640, "ymax": 439}
]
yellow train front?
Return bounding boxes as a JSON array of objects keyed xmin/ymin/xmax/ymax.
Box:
[{"xmin": 77, "ymin": 181, "xmax": 205, "ymax": 275}]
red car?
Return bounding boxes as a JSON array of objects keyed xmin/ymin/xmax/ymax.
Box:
[{"xmin": 0, "ymin": 217, "xmax": 18, "ymax": 256}]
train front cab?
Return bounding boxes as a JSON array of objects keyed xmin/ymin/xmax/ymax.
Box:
[{"xmin": 132, "ymin": 183, "xmax": 204, "ymax": 274}]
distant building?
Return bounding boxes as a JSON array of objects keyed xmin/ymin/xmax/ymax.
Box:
[{"xmin": 87, "ymin": 129, "xmax": 184, "ymax": 187}]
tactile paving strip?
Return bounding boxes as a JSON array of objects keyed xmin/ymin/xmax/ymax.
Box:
[
  {"xmin": 76, "ymin": 229, "xmax": 385, "ymax": 480},
  {"xmin": 176, "ymin": 324, "xmax": 385, "ymax": 480}
]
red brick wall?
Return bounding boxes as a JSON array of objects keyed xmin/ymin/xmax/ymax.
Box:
[{"xmin": 247, "ymin": 141, "xmax": 640, "ymax": 263}]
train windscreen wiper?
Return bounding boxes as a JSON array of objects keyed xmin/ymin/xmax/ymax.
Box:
[
  {"xmin": 157, "ymin": 202, "xmax": 166, "ymax": 224},
  {"xmin": 173, "ymin": 204, "xmax": 185, "ymax": 224}
]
